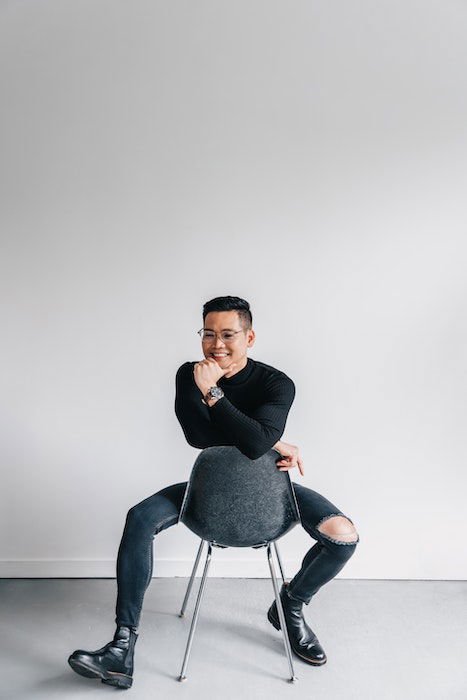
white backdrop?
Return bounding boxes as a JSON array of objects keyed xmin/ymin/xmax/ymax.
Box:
[{"xmin": 1, "ymin": 0, "xmax": 466, "ymax": 580}]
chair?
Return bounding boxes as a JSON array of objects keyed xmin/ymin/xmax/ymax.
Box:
[{"xmin": 176, "ymin": 445, "xmax": 302, "ymax": 683}]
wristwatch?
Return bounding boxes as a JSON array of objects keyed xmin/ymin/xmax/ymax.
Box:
[{"xmin": 202, "ymin": 385, "xmax": 225, "ymax": 404}]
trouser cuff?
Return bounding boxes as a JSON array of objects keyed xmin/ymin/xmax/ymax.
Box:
[
  {"xmin": 285, "ymin": 587, "xmax": 309, "ymax": 605},
  {"xmin": 116, "ymin": 621, "xmax": 139, "ymax": 634}
]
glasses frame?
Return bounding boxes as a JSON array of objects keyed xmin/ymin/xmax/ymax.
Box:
[{"xmin": 197, "ymin": 328, "xmax": 245, "ymax": 342}]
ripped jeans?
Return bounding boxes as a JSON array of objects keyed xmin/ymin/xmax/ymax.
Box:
[{"xmin": 115, "ymin": 479, "xmax": 359, "ymax": 629}]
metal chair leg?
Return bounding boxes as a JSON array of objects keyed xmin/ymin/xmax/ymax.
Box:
[
  {"xmin": 179, "ymin": 539, "xmax": 205, "ymax": 618},
  {"xmin": 267, "ymin": 543, "xmax": 298, "ymax": 683},
  {"xmin": 273, "ymin": 540, "xmax": 286, "ymax": 583},
  {"xmin": 177, "ymin": 542, "xmax": 213, "ymax": 682}
]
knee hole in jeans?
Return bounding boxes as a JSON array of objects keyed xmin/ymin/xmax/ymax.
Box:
[{"xmin": 317, "ymin": 515, "xmax": 359, "ymax": 543}]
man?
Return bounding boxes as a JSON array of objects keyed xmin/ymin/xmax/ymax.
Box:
[{"xmin": 68, "ymin": 295, "xmax": 359, "ymax": 689}]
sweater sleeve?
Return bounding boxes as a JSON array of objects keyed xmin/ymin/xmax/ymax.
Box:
[
  {"xmin": 174, "ymin": 362, "xmax": 232, "ymax": 448},
  {"xmin": 208, "ymin": 374, "xmax": 296, "ymax": 460}
]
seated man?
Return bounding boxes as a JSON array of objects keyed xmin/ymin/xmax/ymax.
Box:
[{"xmin": 68, "ymin": 295, "xmax": 359, "ymax": 689}]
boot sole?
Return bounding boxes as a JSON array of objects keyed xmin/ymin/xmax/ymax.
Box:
[
  {"xmin": 68, "ymin": 656, "xmax": 133, "ymax": 688},
  {"xmin": 267, "ymin": 608, "xmax": 327, "ymax": 666}
]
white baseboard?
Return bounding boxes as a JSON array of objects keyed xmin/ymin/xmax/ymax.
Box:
[
  {"xmin": 0, "ymin": 558, "xmax": 304, "ymax": 578},
  {"xmin": 0, "ymin": 560, "xmax": 457, "ymax": 579}
]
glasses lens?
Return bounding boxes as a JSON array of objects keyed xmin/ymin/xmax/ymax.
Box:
[{"xmin": 200, "ymin": 331, "xmax": 237, "ymax": 342}]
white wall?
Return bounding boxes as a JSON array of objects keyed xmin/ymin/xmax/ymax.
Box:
[{"xmin": 1, "ymin": 0, "xmax": 466, "ymax": 580}]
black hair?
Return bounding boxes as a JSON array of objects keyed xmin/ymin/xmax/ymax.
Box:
[{"xmin": 202, "ymin": 295, "xmax": 252, "ymax": 330}]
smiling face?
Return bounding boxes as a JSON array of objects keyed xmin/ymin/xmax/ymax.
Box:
[{"xmin": 201, "ymin": 310, "xmax": 255, "ymax": 374}]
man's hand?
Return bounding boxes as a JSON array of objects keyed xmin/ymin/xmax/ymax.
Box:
[
  {"xmin": 193, "ymin": 357, "xmax": 237, "ymax": 395},
  {"xmin": 272, "ymin": 440, "xmax": 305, "ymax": 476}
]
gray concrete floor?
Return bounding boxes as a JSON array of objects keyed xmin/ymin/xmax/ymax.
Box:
[{"xmin": 0, "ymin": 577, "xmax": 465, "ymax": 700}]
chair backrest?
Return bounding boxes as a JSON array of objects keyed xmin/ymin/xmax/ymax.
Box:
[{"xmin": 179, "ymin": 446, "xmax": 301, "ymax": 547}]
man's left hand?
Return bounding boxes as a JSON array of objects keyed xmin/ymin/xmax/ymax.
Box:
[{"xmin": 273, "ymin": 440, "xmax": 305, "ymax": 476}]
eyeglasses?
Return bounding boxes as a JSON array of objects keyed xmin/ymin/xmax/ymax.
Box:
[{"xmin": 197, "ymin": 328, "xmax": 244, "ymax": 342}]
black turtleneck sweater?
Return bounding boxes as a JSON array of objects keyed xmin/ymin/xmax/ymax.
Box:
[{"xmin": 174, "ymin": 357, "xmax": 295, "ymax": 460}]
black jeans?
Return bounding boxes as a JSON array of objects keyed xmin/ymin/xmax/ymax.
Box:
[{"xmin": 115, "ymin": 480, "xmax": 359, "ymax": 629}]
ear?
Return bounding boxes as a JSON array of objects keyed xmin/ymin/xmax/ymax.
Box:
[{"xmin": 247, "ymin": 328, "xmax": 256, "ymax": 347}]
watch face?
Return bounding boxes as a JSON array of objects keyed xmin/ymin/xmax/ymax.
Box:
[{"xmin": 211, "ymin": 387, "xmax": 224, "ymax": 398}]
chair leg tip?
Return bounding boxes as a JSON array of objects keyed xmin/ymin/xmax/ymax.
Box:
[
  {"xmin": 178, "ymin": 675, "xmax": 187, "ymax": 682},
  {"xmin": 289, "ymin": 676, "xmax": 299, "ymax": 683}
]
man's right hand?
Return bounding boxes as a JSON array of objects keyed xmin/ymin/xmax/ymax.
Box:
[{"xmin": 272, "ymin": 440, "xmax": 304, "ymax": 476}]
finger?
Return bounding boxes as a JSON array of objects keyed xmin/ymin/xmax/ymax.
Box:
[{"xmin": 297, "ymin": 456, "xmax": 305, "ymax": 476}]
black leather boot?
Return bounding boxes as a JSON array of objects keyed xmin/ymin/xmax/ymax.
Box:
[
  {"xmin": 68, "ymin": 625, "xmax": 138, "ymax": 689},
  {"xmin": 267, "ymin": 582, "xmax": 327, "ymax": 665}
]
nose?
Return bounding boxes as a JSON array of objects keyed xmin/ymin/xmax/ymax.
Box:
[{"xmin": 212, "ymin": 335, "xmax": 227, "ymax": 349}]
